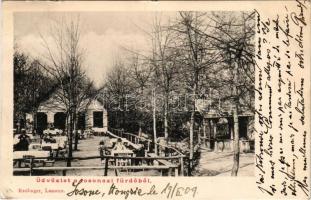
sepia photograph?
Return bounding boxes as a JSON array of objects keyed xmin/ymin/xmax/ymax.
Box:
[{"xmin": 13, "ymin": 11, "xmax": 255, "ymax": 177}]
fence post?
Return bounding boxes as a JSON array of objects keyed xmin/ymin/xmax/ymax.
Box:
[
  {"xmin": 168, "ymin": 167, "xmax": 172, "ymax": 176},
  {"xmin": 174, "ymin": 167, "xmax": 179, "ymax": 177},
  {"xmin": 147, "ymin": 141, "xmax": 150, "ymax": 152},
  {"xmin": 180, "ymin": 157, "xmax": 184, "ymax": 176},
  {"xmin": 155, "ymin": 143, "xmax": 158, "ymax": 155},
  {"xmin": 187, "ymin": 157, "xmax": 192, "ymax": 176},
  {"xmin": 104, "ymin": 157, "xmax": 109, "ymax": 176},
  {"xmin": 29, "ymin": 158, "xmax": 33, "ymax": 176}
]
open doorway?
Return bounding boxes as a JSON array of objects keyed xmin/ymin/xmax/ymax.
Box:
[
  {"xmin": 93, "ymin": 111, "xmax": 103, "ymax": 128},
  {"xmin": 54, "ymin": 112, "xmax": 66, "ymax": 130},
  {"xmin": 36, "ymin": 112, "xmax": 47, "ymax": 135}
]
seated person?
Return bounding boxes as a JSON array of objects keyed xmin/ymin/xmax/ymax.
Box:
[
  {"xmin": 14, "ymin": 132, "xmax": 30, "ymax": 151},
  {"xmin": 43, "ymin": 133, "xmax": 56, "ymax": 143},
  {"xmin": 112, "ymin": 138, "xmax": 126, "ymax": 151},
  {"xmin": 99, "ymin": 139, "xmax": 111, "ymax": 163},
  {"xmin": 102, "ymin": 136, "xmax": 112, "ymax": 148},
  {"xmin": 43, "ymin": 134, "xmax": 48, "ymax": 142},
  {"xmin": 133, "ymin": 144, "xmax": 145, "ymax": 165},
  {"xmin": 123, "ymin": 142, "xmax": 132, "ymax": 150}
]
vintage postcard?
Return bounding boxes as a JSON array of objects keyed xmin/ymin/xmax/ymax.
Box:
[{"xmin": 0, "ymin": 1, "xmax": 310, "ymax": 199}]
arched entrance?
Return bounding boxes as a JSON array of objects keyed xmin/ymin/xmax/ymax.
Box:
[
  {"xmin": 36, "ymin": 112, "xmax": 47, "ymax": 135},
  {"xmin": 54, "ymin": 112, "xmax": 66, "ymax": 130}
]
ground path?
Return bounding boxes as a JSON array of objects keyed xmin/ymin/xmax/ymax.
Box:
[{"xmin": 195, "ymin": 149, "xmax": 254, "ymax": 176}]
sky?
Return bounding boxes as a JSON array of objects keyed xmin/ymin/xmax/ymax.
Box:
[{"xmin": 14, "ymin": 12, "xmax": 177, "ymax": 87}]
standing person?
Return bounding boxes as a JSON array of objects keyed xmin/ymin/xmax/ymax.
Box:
[
  {"xmin": 133, "ymin": 141, "xmax": 145, "ymax": 165},
  {"xmin": 99, "ymin": 140, "xmax": 105, "ymax": 163},
  {"xmin": 157, "ymin": 137, "xmax": 166, "ymax": 156}
]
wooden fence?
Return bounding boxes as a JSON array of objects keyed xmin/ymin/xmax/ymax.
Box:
[
  {"xmin": 108, "ymin": 128, "xmax": 184, "ymax": 157},
  {"xmin": 13, "ymin": 155, "xmax": 185, "ymax": 176}
]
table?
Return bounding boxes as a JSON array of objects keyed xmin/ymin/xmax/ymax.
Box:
[
  {"xmin": 43, "ymin": 129, "xmax": 63, "ymax": 136},
  {"xmin": 54, "ymin": 136, "xmax": 67, "ymax": 149},
  {"xmin": 92, "ymin": 128, "xmax": 106, "ymax": 132},
  {"xmin": 83, "ymin": 130, "xmax": 93, "ymax": 138},
  {"xmin": 41, "ymin": 142, "xmax": 59, "ymax": 150},
  {"xmin": 13, "ymin": 150, "xmax": 51, "ymax": 167},
  {"xmin": 111, "ymin": 149, "xmax": 134, "ymax": 155},
  {"xmin": 13, "ymin": 150, "xmax": 50, "ymax": 159},
  {"xmin": 111, "ymin": 149, "xmax": 134, "ymax": 166},
  {"xmin": 28, "ymin": 143, "xmax": 42, "ymax": 150}
]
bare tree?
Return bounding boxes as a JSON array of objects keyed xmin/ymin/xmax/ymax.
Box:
[
  {"xmin": 150, "ymin": 16, "xmax": 180, "ymax": 144},
  {"xmin": 128, "ymin": 54, "xmax": 152, "ymax": 135},
  {"xmin": 207, "ymin": 11, "xmax": 255, "ymax": 176},
  {"xmin": 172, "ymin": 11, "xmax": 255, "ymax": 175},
  {"xmin": 105, "ymin": 59, "xmax": 133, "ymax": 129},
  {"xmin": 172, "ymin": 12, "xmax": 221, "ymax": 169},
  {"xmin": 38, "ymin": 16, "xmax": 96, "ymax": 166}
]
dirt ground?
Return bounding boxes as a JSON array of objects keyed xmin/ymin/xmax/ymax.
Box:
[{"xmin": 194, "ymin": 150, "xmax": 254, "ymax": 176}]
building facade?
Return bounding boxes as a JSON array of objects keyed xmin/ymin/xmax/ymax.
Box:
[{"xmin": 26, "ymin": 93, "xmax": 108, "ymax": 134}]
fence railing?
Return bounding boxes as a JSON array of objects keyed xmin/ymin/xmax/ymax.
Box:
[
  {"xmin": 13, "ymin": 154, "xmax": 185, "ymax": 176},
  {"xmin": 108, "ymin": 128, "xmax": 184, "ymax": 157},
  {"xmin": 14, "ymin": 128, "xmax": 187, "ymax": 176}
]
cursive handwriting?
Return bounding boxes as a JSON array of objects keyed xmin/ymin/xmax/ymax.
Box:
[
  {"xmin": 254, "ymin": 0, "xmax": 309, "ymax": 198},
  {"xmin": 66, "ymin": 180, "xmax": 198, "ymax": 199}
]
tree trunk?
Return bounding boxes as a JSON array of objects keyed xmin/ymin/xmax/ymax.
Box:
[
  {"xmin": 122, "ymin": 97, "xmax": 126, "ymax": 129},
  {"xmin": 32, "ymin": 111, "xmax": 36, "ymax": 135},
  {"xmin": 138, "ymin": 125, "xmax": 142, "ymax": 137},
  {"xmin": 189, "ymin": 109, "xmax": 195, "ymax": 174},
  {"xmin": 198, "ymin": 127, "xmax": 201, "ymax": 144},
  {"xmin": 189, "ymin": 85, "xmax": 197, "ymax": 172},
  {"xmin": 203, "ymin": 118, "xmax": 206, "ymax": 142},
  {"xmin": 164, "ymin": 94, "xmax": 169, "ymax": 143},
  {"xmin": 231, "ymin": 104, "xmax": 240, "ymax": 176},
  {"xmin": 74, "ymin": 111, "xmax": 79, "ymax": 151},
  {"xmin": 153, "ymin": 89, "xmax": 157, "ymax": 154},
  {"xmin": 189, "ymin": 112, "xmax": 195, "ymax": 158},
  {"xmin": 17, "ymin": 115, "xmax": 22, "ymax": 134},
  {"xmin": 189, "ymin": 104, "xmax": 195, "ymax": 158},
  {"xmin": 208, "ymin": 119, "xmax": 212, "ymax": 149},
  {"xmin": 67, "ymin": 112, "xmax": 73, "ymax": 167}
]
